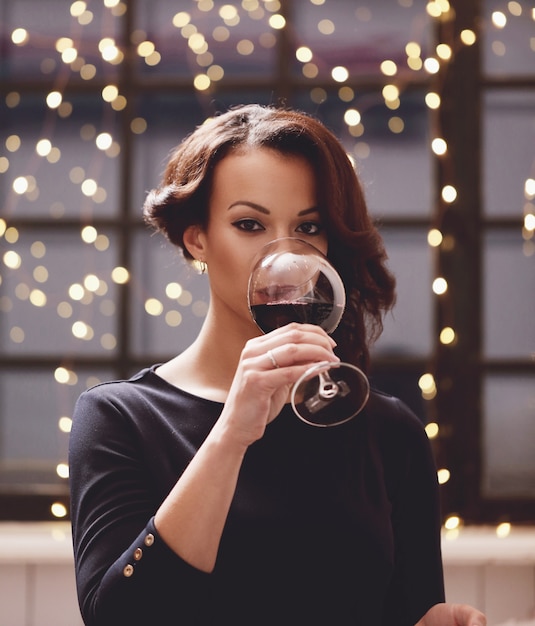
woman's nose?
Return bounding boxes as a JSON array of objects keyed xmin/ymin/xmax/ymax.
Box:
[{"xmin": 273, "ymin": 228, "xmax": 295, "ymax": 241}]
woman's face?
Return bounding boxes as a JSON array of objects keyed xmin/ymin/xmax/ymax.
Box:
[{"xmin": 186, "ymin": 147, "xmax": 327, "ymax": 331}]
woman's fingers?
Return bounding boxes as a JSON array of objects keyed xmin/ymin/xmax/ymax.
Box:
[
  {"xmin": 221, "ymin": 323, "xmax": 341, "ymax": 445},
  {"xmin": 247, "ymin": 322, "xmax": 338, "ymax": 367},
  {"xmin": 257, "ymin": 341, "xmax": 339, "ymax": 372}
]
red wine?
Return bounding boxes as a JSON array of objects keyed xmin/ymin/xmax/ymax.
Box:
[{"xmin": 251, "ymin": 302, "xmax": 336, "ymax": 333}]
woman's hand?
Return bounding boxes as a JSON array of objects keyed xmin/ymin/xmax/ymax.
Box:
[
  {"xmin": 155, "ymin": 322, "xmax": 339, "ymax": 572},
  {"xmin": 416, "ymin": 603, "xmax": 487, "ymax": 626},
  {"xmin": 220, "ymin": 322, "xmax": 339, "ymax": 447}
]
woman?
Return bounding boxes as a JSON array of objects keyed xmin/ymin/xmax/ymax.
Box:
[{"xmin": 69, "ymin": 104, "xmax": 486, "ymax": 625}]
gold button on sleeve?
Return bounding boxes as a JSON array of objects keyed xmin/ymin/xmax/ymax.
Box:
[
  {"xmin": 144, "ymin": 533, "xmax": 155, "ymax": 546},
  {"xmin": 134, "ymin": 547, "xmax": 143, "ymax": 561},
  {"xmin": 123, "ymin": 564, "xmax": 134, "ymax": 577}
]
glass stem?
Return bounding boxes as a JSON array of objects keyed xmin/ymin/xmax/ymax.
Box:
[{"xmin": 318, "ymin": 370, "xmax": 339, "ymax": 399}]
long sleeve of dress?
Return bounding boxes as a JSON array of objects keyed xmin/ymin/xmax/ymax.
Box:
[
  {"xmin": 69, "ymin": 382, "xmax": 212, "ymax": 625},
  {"xmin": 377, "ymin": 396, "xmax": 446, "ymax": 625}
]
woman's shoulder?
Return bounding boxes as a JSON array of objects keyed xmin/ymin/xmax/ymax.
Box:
[
  {"xmin": 363, "ymin": 389, "xmax": 438, "ymax": 497},
  {"xmin": 364, "ymin": 387, "xmax": 429, "ymax": 444},
  {"xmin": 73, "ymin": 365, "xmax": 221, "ymax": 427},
  {"xmin": 367, "ymin": 388, "xmax": 423, "ymax": 422},
  {"xmin": 76, "ymin": 366, "xmax": 160, "ymax": 406},
  {"xmin": 70, "ymin": 366, "xmax": 223, "ymax": 456},
  {"xmin": 78, "ymin": 364, "xmax": 209, "ymax": 402}
]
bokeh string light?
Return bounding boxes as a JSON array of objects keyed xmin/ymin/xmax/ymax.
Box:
[{"xmin": 0, "ymin": 0, "xmax": 534, "ymax": 524}]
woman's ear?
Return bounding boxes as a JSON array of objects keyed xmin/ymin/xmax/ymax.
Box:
[{"xmin": 183, "ymin": 224, "xmax": 206, "ymax": 261}]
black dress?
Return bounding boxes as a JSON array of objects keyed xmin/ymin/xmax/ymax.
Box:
[{"xmin": 69, "ymin": 366, "xmax": 445, "ymax": 626}]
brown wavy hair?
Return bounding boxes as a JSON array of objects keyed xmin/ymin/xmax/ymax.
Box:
[{"xmin": 143, "ymin": 104, "xmax": 396, "ymax": 371}]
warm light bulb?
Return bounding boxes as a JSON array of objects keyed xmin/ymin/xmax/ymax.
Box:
[
  {"xmin": 54, "ymin": 367, "xmax": 70, "ymax": 384},
  {"xmin": 269, "ymin": 14, "xmax": 286, "ymax": 30},
  {"xmin": 58, "ymin": 417, "xmax": 73, "ymax": 433},
  {"xmin": 332, "ymin": 66, "xmax": 349, "ymax": 82},
  {"xmin": 380, "ymin": 60, "xmax": 397, "ymax": 76},
  {"xmin": 444, "ymin": 515, "xmax": 461, "ymax": 530},
  {"xmin": 425, "ymin": 422, "xmax": 439, "ymax": 438},
  {"xmin": 427, "ymin": 228, "xmax": 443, "ymax": 247},
  {"xmin": 11, "ymin": 28, "xmax": 29, "ymax": 45},
  {"xmin": 51, "ymin": 502, "xmax": 68, "ymax": 518},
  {"xmin": 46, "ymin": 91, "xmax": 63, "ymax": 109},
  {"xmin": 96, "ymin": 132, "xmax": 113, "ymax": 150},
  {"xmin": 496, "ymin": 522, "xmax": 511, "ymax": 538},
  {"xmin": 437, "ymin": 468, "xmax": 451, "ymax": 484},
  {"xmin": 172, "ymin": 12, "xmax": 191, "ymax": 28},
  {"xmin": 419, "ymin": 373, "xmax": 436, "ymax": 393},
  {"xmin": 432, "ymin": 277, "xmax": 448, "ymax": 295},
  {"xmin": 431, "ymin": 137, "xmax": 448, "ymax": 155},
  {"xmin": 382, "ymin": 84, "xmax": 399, "ymax": 101},
  {"xmin": 423, "ymin": 58, "xmax": 440, "ymax": 74},
  {"xmin": 492, "ymin": 11, "xmax": 507, "ymax": 28},
  {"xmin": 405, "ymin": 42, "xmax": 421, "ymax": 58},
  {"xmin": 193, "ymin": 74, "xmax": 211, "ymax": 90},
  {"xmin": 440, "ymin": 327, "xmax": 456, "ymax": 344},
  {"xmin": 442, "ymin": 185, "xmax": 458, "ymax": 203},
  {"xmin": 460, "ymin": 29, "xmax": 477, "ymax": 45},
  {"xmin": 425, "ymin": 92, "xmax": 441, "ymax": 109},
  {"xmin": 344, "ymin": 109, "xmax": 361, "ymax": 126},
  {"xmin": 436, "ymin": 44, "xmax": 452, "ymax": 60},
  {"xmin": 111, "ymin": 266, "xmax": 130, "ymax": 284},
  {"xmin": 28, "ymin": 289, "xmax": 47, "ymax": 308},
  {"xmin": 56, "ymin": 463, "xmax": 69, "ymax": 479},
  {"xmin": 145, "ymin": 298, "xmax": 164, "ymax": 316},
  {"xmin": 166, "ymin": 282, "xmax": 184, "ymax": 299},
  {"xmin": 296, "ymin": 46, "xmax": 313, "ymax": 63},
  {"xmin": 81, "ymin": 225, "xmax": 98, "ymax": 243},
  {"xmin": 102, "ymin": 85, "xmax": 119, "ymax": 102},
  {"xmin": 3, "ymin": 250, "xmax": 22, "ymax": 269}
]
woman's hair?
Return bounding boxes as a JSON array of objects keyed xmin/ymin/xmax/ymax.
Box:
[{"xmin": 143, "ymin": 103, "xmax": 396, "ymax": 370}]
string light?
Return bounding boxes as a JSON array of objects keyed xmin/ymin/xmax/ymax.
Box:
[
  {"xmin": 444, "ymin": 514, "xmax": 461, "ymax": 530},
  {"xmin": 439, "ymin": 327, "xmax": 456, "ymax": 345},
  {"xmin": 58, "ymin": 417, "xmax": 73, "ymax": 433},
  {"xmin": 51, "ymin": 502, "xmax": 68, "ymax": 518},
  {"xmin": 425, "ymin": 422, "xmax": 440, "ymax": 439},
  {"xmin": 437, "ymin": 468, "xmax": 451, "ymax": 484},
  {"xmin": 111, "ymin": 266, "xmax": 130, "ymax": 284},
  {"xmin": 432, "ymin": 277, "xmax": 448, "ymax": 295},
  {"xmin": 441, "ymin": 184, "xmax": 458, "ymax": 203},
  {"xmin": 496, "ymin": 522, "xmax": 512, "ymax": 538},
  {"xmin": 431, "ymin": 137, "xmax": 448, "ymax": 156},
  {"xmin": 332, "ymin": 66, "xmax": 349, "ymax": 82},
  {"xmin": 460, "ymin": 29, "xmax": 477, "ymax": 46},
  {"xmin": 427, "ymin": 229, "xmax": 443, "ymax": 247},
  {"xmin": 443, "ymin": 514, "xmax": 462, "ymax": 540},
  {"xmin": 419, "ymin": 373, "xmax": 437, "ymax": 400}
]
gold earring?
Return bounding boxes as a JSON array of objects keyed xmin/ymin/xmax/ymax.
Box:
[{"xmin": 196, "ymin": 259, "xmax": 207, "ymax": 274}]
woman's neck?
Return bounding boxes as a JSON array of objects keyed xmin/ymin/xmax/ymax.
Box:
[{"xmin": 155, "ymin": 305, "xmax": 260, "ymax": 402}]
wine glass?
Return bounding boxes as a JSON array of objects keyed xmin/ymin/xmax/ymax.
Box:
[{"xmin": 247, "ymin": 237, "xmax": 370, "ymax": 427}]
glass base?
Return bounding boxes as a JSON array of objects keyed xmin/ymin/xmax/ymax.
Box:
[{"xmin": 291, "ymin": 361, "xmax": 370, "ymax": 427}]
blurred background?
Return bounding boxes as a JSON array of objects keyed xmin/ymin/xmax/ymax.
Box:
[
  {"xmin": 2, "ymin": 0, "xmax": 533, "ymax": 525},
  {"xmin": 0, "ymin": 0, "xmax": 534, "ymax": 622},
  {"xmin": 1, "ymin": 0, "xmax": 534, "ymax": 524}
]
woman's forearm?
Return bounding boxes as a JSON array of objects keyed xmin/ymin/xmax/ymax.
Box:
[{"xmin": 154, "ymin": 417, "xmax": 248, "ymax": 573}]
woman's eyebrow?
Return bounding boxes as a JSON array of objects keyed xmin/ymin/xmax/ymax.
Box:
[
  {"xmin": 227, "ymin": 201, "xmax": 269, "ymax": 214},
  {"xmin": 297, "ymin": 206, "xmax": 320, "ymax": 216},
  {"xmin": 227, "ymin": 201, "xmax": 320, "ymax": 216}
]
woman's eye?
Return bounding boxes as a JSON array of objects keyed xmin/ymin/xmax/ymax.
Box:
[
  {"xmin": 232, "ymin": 219, "xmax": 264, "ymax": 232},
  {"xmin": 297, "ymin": 222, "xmax": 323, "ymax": 235}
]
